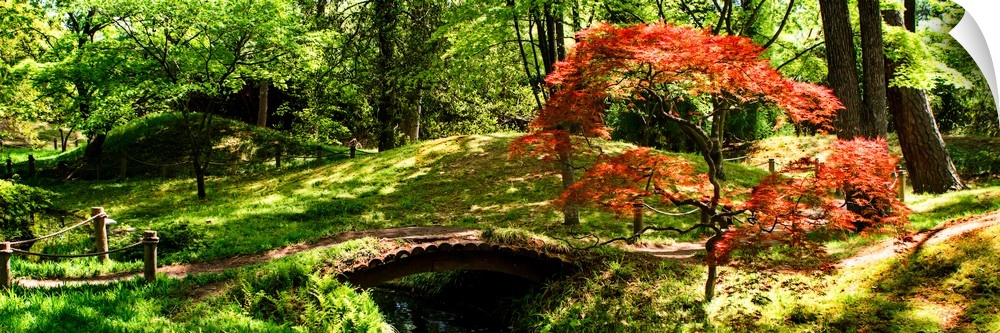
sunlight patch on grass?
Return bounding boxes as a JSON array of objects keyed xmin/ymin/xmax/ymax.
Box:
[{"xmin": 907, "ymin": 185, "xmax": 1000, "ymax": 230}]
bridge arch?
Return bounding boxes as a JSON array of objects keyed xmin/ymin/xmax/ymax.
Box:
[{"xmin": 338, "ymin": 242, "xmax": 572, "ymax": 288}]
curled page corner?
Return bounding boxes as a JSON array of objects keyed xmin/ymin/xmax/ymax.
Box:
[{"xmin": 949, "ymin": 1, "xmax": 1000, "ymax": 128}]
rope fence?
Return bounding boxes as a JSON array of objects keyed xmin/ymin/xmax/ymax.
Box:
[
  {"xmin": 12, "ymin": 241, "xmax": 143, "ymax": 259},
  {"xmin": 0, "ymin": 207, "xmax": 160, "ymax": 291},
  {"xmin": 6, "ymin": 213, "xmax": 106, "ymax": 246}
]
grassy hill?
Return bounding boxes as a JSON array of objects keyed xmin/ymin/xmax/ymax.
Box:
[
  {"xmin": 6, "ymin": 113, "xmax": 353, "ymax": 180},
  {"xmin": 24, "ymin": 126, "xmax": 765, "ymax": 267}
]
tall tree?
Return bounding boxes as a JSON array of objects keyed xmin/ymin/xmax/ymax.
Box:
[
  {"xmin": 819, "ymin": 0, "xmax": 886, "ymax": 139},
  {"xmin": 857, "ymin": 0, "xmax": 888, "ymax": 137},
  {"xmin": 113, "ymin": 0, "xmax": 302, "ymax": 199},
  {"xmin": 882, "ymin": 7, "xmax": 964, "ymax": 193},
  {"xmin": 374, "ymin": 0, "xmax": 400, "ymax": 151}
]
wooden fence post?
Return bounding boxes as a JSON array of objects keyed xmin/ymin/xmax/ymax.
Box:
[
  {"xmin": 160, "ymin": 165, "xmax": 167, "ymax": 178},
  {"xmin": 898, "ymin": 169, "xmax": 907, "ymax": 202},
  {"xmin": 1, "ymin": 242, "xmax": 12, "ymax": 291},
  {"xmin": 53, "ymin": 139, "xmax": 58, "ymax": 150},
  {"xmin": 5, "ymin": 157, "xmax": 11, "ymax": 175},
  {"xmin": 92, "ymin": 207, "xmax": 109, "ymax": 262},
  {"xmin": 768, "ymin": 158, "xmax": 775, "ymax": 173},
  {"xmin": 230, "ymin": 157, "xmax": 237, "ymax": 175},
  {"xmin": 121, "ymin": 151, "xmax": 128, "ymax": 179},
  {"xmin": 143, "ymin": 230, "xmax": 159, "ymax": 283},
  {"xmin": 275, "ymin": 145, "xmax": 282, "ymax": 168},
  {"xmin": 27, "ymin": 155, "xmax": 35, "ymax": 177},
  {"xmin": 629, "ymin": 201, "xmax": 643, "ymax": 244},
  {"xmin": 58, "ymin": 161, "xmax": 68, "ymax": 179},
  {"xmin": 316, "ymin": 146, "xmax": 323, "ymax": 162},
  {"xmin": 814, "ymin": 158, "xmax": 820, "ymax": 178},
  {"xmin": 350, "ymin": 145, "xmax": 356, "ymax": 159}
]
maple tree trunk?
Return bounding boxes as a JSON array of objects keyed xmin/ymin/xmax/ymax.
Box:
[
  {"xmin": 882, "ymin": 10, "xmax": 964, "ymax": 193},
  {"xmin": 857, "ymin": 0, "xmax": 888, "ymax": 138},
  {"xmin": 703, "ymin": 216, "xmax": 723, "ymax": 302},
  {"xmin": 819, "ymin": 0, "xmax": 865, "ymax": 139},
  {"xmin": 558, "ymin": 148, "xmax": 580, "ymax": 226}
]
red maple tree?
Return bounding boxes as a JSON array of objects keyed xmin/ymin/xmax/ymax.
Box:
[{"xmin": 510, "ymin": 22, "xmax": 908, "ymax": 301}]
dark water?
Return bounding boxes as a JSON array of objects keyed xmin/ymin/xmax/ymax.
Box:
[
  {"xmin": 370, "ymin": 271, "xmax": 535, "ymax": 333},
  {"xmin": 371, "ymin": 288, "xmax": 510, "ymax": 332}
]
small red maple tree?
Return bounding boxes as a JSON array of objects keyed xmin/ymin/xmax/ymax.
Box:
[{"xmin": 510, "ymin": 22, "xmax": 908, "ymax": 301}]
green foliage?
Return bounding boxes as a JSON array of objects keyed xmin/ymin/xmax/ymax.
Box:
[
  {"xmin": 917, "ymin": 1, "xmax": 999, "ymax": 136},
  {"xmin": 0, "ymin": 180, "xmax": 55, "ymax": 240},
  {"xmin": 944, "ymin": 136, "xmax": 1000, "ymax": 180},
  {"xmin": 882, "ymin": 25, "xmax": 969, "ymax": 91}
]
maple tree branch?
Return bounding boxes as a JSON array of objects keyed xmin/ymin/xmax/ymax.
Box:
[{"xmin": 642, "ymin": 202, "xmax": 699, "ymax": 216}]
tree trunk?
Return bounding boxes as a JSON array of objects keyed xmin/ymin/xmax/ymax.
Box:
[
  {"xmin": 703, "ymin": 212, "xmax": 722, "ymax": 302},
  {"xmin": 882, "ymin": 10, "xmax": 964, "ymax": 193},
  {"xmin": 58, "ymin": 129, "xmax": 68, "ymax": 152},
  {"xmin": 84, "ymin": 134, "xmax": 106, "ymax": 162},
  {"xmin": 257, "ymin": 80, "xmax": 268, "ymax": 127},
  {"xmin": 819, "ymin": 0, "xmax": 865, "ymax": 139},
  {"xmin": 558, "ymin": 142, "xmax": 580, "ymax": 226},
  {"xmin": 509, "ymin": 0, "xmax": 544, "ymax": 110},
  {"xmin": 904, "ymin": 0, "xmax": 916, "ymax": 32},
  {"xmin": 193, "ymin": 158, "xmax": 207, "ymax": 200},
  {"xmin": 375, "ymin": 0, "xmax": 399, "ymax": 152},
  {"xmin": 857, "ymin": 0, "xmax": 888, "ymax": 138}
]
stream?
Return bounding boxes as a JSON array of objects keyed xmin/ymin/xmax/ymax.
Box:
[{"xmin": 370, "ymin": 271, "xmax": 536, "ymax": 333}]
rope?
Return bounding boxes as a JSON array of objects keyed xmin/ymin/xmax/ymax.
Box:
[
  {"xmin": 207, "ymin": 160, "xmax": 247, "ymax": 166},
  {"xmin": 127, "ymin": 155, "xmax": 188, "ymax": 167},
  {"xmin": 321, "ymin": 148, "xmax": 350, "ymax": 156},
  {"xmin": 11, "ymin": 241, "xmax": 143, "ymax": 258},
  {"xmin": 723, "ymin": 156, "xmax": 748, "ymax": 162},
  {"xmin": 641, "ymin": 203, "xmax": 699, "ymax": 216},
  {"xmin": 5, "ymin": 213, "xmax": 106, "ymax": 245}
]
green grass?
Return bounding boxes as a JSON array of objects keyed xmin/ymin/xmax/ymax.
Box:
[{"xmin": 0, "ymin": 238, "xmax": 390, "ymax": 332}]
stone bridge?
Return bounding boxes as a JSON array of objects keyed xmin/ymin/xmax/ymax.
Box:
[{"xmin": 337, "ymin": 241, "xmax": 574, "ymax": 288}]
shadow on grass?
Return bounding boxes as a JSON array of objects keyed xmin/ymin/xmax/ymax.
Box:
[{"xmin": 823, "ymin": 225, "xmax": 1000, "ymax": 332}]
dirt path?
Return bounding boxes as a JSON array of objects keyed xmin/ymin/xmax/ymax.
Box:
[
  {"xmin": 16, "ymin": 226, "xmax": 478, "ymax": 288},
  {"xmin": 624, "ymin": 241, "xmax": 706, "ymax": 260},
  {"xmin": 19, "ymin": 209, "xmax": 998, "ymax": 288},
  {"xmin": 838, "ymin": 209, "xmax": 1000, "ymax": 269}
]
